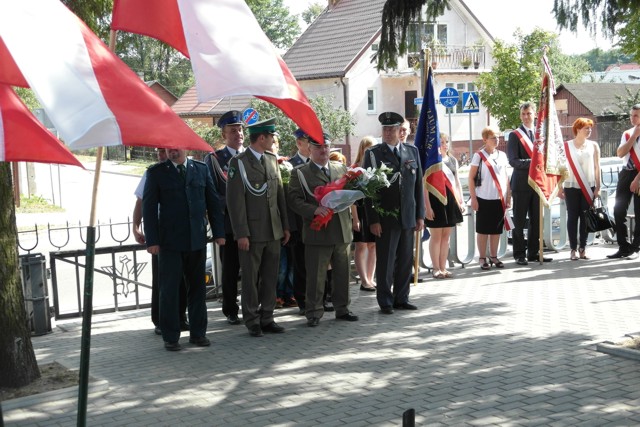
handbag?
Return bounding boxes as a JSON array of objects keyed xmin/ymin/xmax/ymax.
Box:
[
  {"xmin": 583, "ymin": 196, "xmax": 615, "ymax": 232},
  {"xmin": 473, "ymin": 162, "xmax": 482, "ymax": 187}
]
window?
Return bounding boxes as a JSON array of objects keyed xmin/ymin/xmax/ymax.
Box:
[
  {"xmin": 407, "ymin": 23, "xmax": 448, "ymax": 52},
  {"xmin": 367, "ymin": 89, "xmax": 376, "ymax": 113},
  {"xmin": 371, "ymin": 43, "xmax": 379, "ymax": 52},
  {"xmin": 445, "ymin": 82, "xmax": 476, "ymax": 114}
]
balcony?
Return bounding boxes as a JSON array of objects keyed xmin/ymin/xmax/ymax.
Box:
[{"xmin": 407, "ymin": 44, "xmax": 487, "ymax": 71}]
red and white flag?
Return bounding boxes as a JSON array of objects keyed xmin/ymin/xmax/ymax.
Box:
[
  {"xmin": 111, "ymin": 0, "xmax": 325, "ymax": 144},
  {"xmin": 529, "ymin": 54, "xmax": 567, "ymax": 205},
  {"xmin": 0, "ymin": 84, "xmax": 82, "ymax": 167},
  {"xmin": 0, "ymin": 0, "xmax": 211, "ymax": 152}
]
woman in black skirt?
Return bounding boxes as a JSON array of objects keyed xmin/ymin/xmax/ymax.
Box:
[
  {"xmin": 469, "ymin": 126, "xmax": 511, "ymax": 270},
  {"xmin": 424, "ymin": 133, "xmax": 465, "ymax": 278},
  {"xmin": 351, "ymin": 136, "xmax": 377, "ymax": 291}
]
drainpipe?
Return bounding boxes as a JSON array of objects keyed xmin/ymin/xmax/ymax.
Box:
[{"xmin": 339, "ymin": 77, "xmax": 351, "ymax": 158}]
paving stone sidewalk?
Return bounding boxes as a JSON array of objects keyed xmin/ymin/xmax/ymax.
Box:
[{"xmin": 3, "ymin": 245, "xmax": 640, "ymax": 426}]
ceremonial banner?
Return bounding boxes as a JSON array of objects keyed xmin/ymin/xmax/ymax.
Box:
[
  {"xmin": 529, "ymin": 54, "xmax": 567, "ymax": 206},
  {"xmin": 112, "ymin": 0, "xmax": 324, "ymax": 144},
  {"xmin": 414, "ymin": 67, "xmax": 447, "ymax": 204},
  {"xmin": 0, "ymin": 1, "xmax": 211, "ymax": 152},
  {"xmin": 0, "ymin": 84, "xmax": 82, "ymax": 167}
]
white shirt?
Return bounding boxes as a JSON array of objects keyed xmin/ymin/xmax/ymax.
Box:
[
  {"xmin": 471, "ymin": 149, "xmax": 509, "ymax": 200},
  {"xmin": 564, "ymin": 139, "xmax": 597, "ymax": 188}
]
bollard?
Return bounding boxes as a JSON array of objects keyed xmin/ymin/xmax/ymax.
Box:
[
  {"xmin": 402, "ymin": 408, "xmax": 415, "ymax": 427},
  {"xmin": 19, "ymin": 253, "xmax": 52, "ymax": 336}
]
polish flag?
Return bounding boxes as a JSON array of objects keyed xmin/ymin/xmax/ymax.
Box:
[
  {"xmin": 0, "ymin": 84, "xmax": 82, "ymax": 167},
  {"xmin": 0, "ymin": 1, "xmax": 212, "ymax": 152},
  {"xmin": 111, "ymin": 0, "xmax": 325, "ymax": 144}
]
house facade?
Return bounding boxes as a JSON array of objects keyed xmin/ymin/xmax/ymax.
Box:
[{"xmin": 283, "ymin": 0, "xmax": 498, "ymax": 163}]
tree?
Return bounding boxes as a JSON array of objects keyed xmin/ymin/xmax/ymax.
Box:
[
  {"xmin": 302, "ymin": 2, "xmax": 325, "ymax": 25},
  {"xmin": 578, "ymin": 48, "xmax": 633, "ymax": 72},
  {"xmin": 475, "ymin": 29, "xmax": 589, "ymax": 130},
  {"xmin": 247, "ymin": 0, "xmax": 301, "ymax": 49},
  {"xmin": 0, "ymin": 165, "xmax": 40, "ymax": 388},
  {"xmin": 250, "ymin": 95, "xmax": 355, "ymax": 157},
  {"xmin": 551, "ymin": 0, "xmax": 639, "ymax": 39},
  {"xmin": 614, "ymin": 11, "xmax": 640, "ymax": 63}
]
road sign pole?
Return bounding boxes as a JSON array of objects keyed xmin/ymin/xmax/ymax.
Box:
[
  {"xmin": 448, "ymin": 110, "xmax": 452, "ymax": 145},
  {"xmin": 468, "ymin": 112, "xmax": 473, "ymax": 159}
]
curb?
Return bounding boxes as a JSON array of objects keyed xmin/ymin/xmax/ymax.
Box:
[{"xmin": 596, "ymin": 341, "xmax": 640, "ymax": 362}]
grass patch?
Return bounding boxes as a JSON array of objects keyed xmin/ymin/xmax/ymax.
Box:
[{"xmin": 16, "ymin": 195, "xmax": 64, "ymax": 214}]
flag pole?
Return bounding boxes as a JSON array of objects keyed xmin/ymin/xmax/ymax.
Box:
[
  {"xmin": 76, "ymin": 29, "xmax": 117, "ymax": 427},
  {"xmin": 538, "ymin": 201, "xmax": 543, "ymax": 264}
]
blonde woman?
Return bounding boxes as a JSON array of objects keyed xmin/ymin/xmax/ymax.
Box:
[{"xmin": 351, "ymin": 136, "xmax": 377, "ymax": 291}]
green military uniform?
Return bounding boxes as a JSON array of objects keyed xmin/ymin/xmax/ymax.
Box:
[
  {"xmin": 287, "ymin": 160, "xmax": 353, "ymax": 321},
  {"xmin": 226, "ymin": 147, "xmax": 289, "ymax": 330}
]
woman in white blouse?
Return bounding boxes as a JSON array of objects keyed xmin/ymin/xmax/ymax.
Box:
[
  {"xmin": 469, "ymin": 127, "xmax": 511, "ymax": 270},
  {"xmin": 559, "ymin": 118, "xmax": 601, "ymax": 260}
]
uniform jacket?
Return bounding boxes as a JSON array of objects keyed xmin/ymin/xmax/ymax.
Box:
[
  {"xmin": 507, "ymin": 125, "xmax": 534, "ymax": 192},
  {"xmin": 363, "ymin": 143, "xmax": 425, "ymax": 229},
  {"xmin": 204, "ymin": 151, "xmax": 233, "ymax": 234},
  {"xmin": 289, "ymin": 152, "xmax": 307, "ymax": 167},
  {"xmin": 142, "ymin": 159, "xmax": 224, "ymax": 252},
  {"xmin": 226, "ymin": 150, "xmax": 289, "ymax": 242},
  {"xmin": 287, "ymin": 161, "xmax": 353, "ymax": 245}
]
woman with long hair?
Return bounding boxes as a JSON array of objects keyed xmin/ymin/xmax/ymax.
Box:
[
  {"xmin": 424, "ymin": 133, "xmax": 464, "ymax": 278},
  {"xmin": 351, "ymin": 136, "xmax": 377, "ymax": 291}
]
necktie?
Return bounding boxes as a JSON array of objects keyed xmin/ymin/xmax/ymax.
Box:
[
  {"xmin": 528, "ymin": 130, "xmax": 534, "ymax": 142},
  {"xmin": 177, "ymin": 164, "xmax": 186, "ymax": 180},
  {"xmin": 393, "ymin": 147, "xmax": 400, "ymax": 161},
  {"xmin": 321, "ymin": 166, "xmax": 329, "ymax": 179}
]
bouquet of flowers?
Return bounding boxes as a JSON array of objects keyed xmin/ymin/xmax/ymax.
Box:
[
  {"xmin": 278, "ymin": 157, "xmax": 293, "ymax": 185},
  {"xmin": 310, "ymin": 164, "xmax": 396, "ymax": 230}
]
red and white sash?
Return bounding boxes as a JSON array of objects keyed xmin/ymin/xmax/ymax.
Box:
[
  {"xmin": 442, "ymin": 160, "xmax": 463, "ymax": 208},
  {"xmin": 564, "ymin": 140, "xmax": 594, "ymax": 205},
  {"xmin": 513, "ymin": 128, "xmax": 533, "ymax": 158},
  {"xmin": 478, "ymin": 150, "xmax": 514, "ymax": 230},
  {"xmin": 624, "ymin": 131, "xmax": 640, "ymax": 170}
]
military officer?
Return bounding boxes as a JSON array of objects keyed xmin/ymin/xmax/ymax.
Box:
[
  {"xmin": 226, "ymin": 118, "xmax": 290, "ymax": 337},
  {"xmin": 287, "ymin": 133, "xmax": 359, "ymax": 327},
  {"xmin": 143, "ymin": 148, "xmax": 225, "ymax": 351},
  {"xmin": 363, "ymin": 112, "xmax": 425, "ymax": 314},
  {"xmin": 204, "ymin": 110, "xmax": 245, "ymax": 325}
]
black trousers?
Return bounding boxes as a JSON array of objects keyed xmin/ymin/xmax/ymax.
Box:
[
  {"xmin": 564, "ymin": 187, "xmax": 591, "ymax": 251},
  {"xmin": 220, "ymin": 233, "xmax": 240, "ymax": 317},
  {"xmin": 613, "ymin": 169, "xmax": 640, "ymax": 251},
  {"xmin": 511, "ymin": 188, "xmax": 541, "ymax": 259},
  {"xmin": 290, "ymin": 231, "xmax": 307, "ymax": 309},
  {"xmin": 158, "ymin": 248, "xmax": 207, "ymax": 343},
  {"xmin": 151, "ymin": 253, "xmax": 187, "ymax": 326}
]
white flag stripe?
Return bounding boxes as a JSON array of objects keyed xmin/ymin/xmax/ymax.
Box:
[
  {"xmin": 178, "ymin": 0, "xmax": 288, "ymax": 102},
  {"xmin": 0, "ymin": 1, "xmax": 121, "ymax": 149}
]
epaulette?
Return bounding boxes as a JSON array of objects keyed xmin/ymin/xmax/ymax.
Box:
[
  {"xmin": 263, "ymin": 150, "xmax": 277, "ymax": 157},
  {"xmin": 147, "ymin": 161, "xmax": 165, "ymax": 171},
  {"xmin": 293, "ymin": 163, "xmax": 306, "ymax": 170},
  {"xmin": 191, "ymin": 159, "xmax": 206, "ymax": 166}
]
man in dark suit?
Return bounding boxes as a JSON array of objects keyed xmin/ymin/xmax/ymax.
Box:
[
  {"xmin": 204, "ymin": 110, "xmax": 245, "ymax": 325},
  {"xmin": 507, "ymin": 102, "xmax": 552, "ymax": 265},
  {"xmin": 288, "ymin": 134, "xmax": 358, "ymax": 327},
  {"xmin": 143, "ymin": 148, "xmax": 225, "ymax": 351},
  {"xmin": 364, "ymin": 112, "xmax": 425, "ymax": 314},
  {"xmin": 226, "ymin": 118, "xmax": 290, "ymax": 337},
  {"xmin": 288, "ymin": 129, "xmax": 311, "ymax": 314}
]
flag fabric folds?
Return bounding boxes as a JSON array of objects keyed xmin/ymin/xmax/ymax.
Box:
[
  {"xmin": 0, "ymin": 84, "xmax": 82, "ymax": 167},
  {"xmin": 0, "ymin": 0, "xmax": 211, "ymax": 152},
  {"xmin": 529, "ymin": 54, "xmax": 567, "ymax": 205},
  {"xmin": 414, "ymin": 67, "xmax": 447, "ymax": 204},
  {"xmin": 111, "ymin": 0, "xmax": 324, "ymax": 144}
]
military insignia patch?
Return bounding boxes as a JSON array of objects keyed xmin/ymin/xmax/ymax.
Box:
[{"xmin": 228, "ymin": 167, "xmax": 236, "ymax": 179}]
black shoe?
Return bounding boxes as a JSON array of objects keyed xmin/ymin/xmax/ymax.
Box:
[
  {"xmin": 393, "ymin": 302, "xmax": 418, "ymax": 310},
  {"xmin": 307, "ymin": 317, "xmax": 320, "ymax": 327},
  {"xmin": 380, "ymin": 306, "xmax": 394, "ymax": 315},
  {"xmin": 262, "ymin": 321, "xmax": 285, "ymax": 334},
  {"xmin": 607, "ymin": 249, "xmax": 632, "ymax": 259},
  {"xmin": 298, "ymin": 308, "xmax": 306, "ymax": 316},
  {"xmin": 413, "ymin": 276, "xmax": 425, "ymax": 283},
  {"xmin": 248, "ymin": 325, "xmax": 263, "ymax": 337},
  {"xmin": 360, "ymin": 285, "xmax": 376, "ymax": 292},
  {"xmin": 164, "ymin": 341, "xmax": 181, "ymax": 351},
  {"xmin": 189, "ymin": 336, "xmax": 211, "ymax": 347},
  {"xmin": 180, "ymin": 320, "xmax": 190, "ymax": 331},
  {"xmin": 516, "ymin": 257, "xmax": 529, "ymax": 266},
  {"xmin": 336, "ymin": 312, "xmax": 359, "ymax": 321},
  {"xmin": 154, "ymin": 326, "xmax": 162, "ymax": 335},
  {"xmin": 227, "ymin": 314, "xmax": 241, "ymax": 325},
  {"xmin": 323, "ymin": 303, "xmax": 335, "ymax": 312},
  {"xmin": 528, "ymin": 256, "xmax": 552, "ymax": 262}
]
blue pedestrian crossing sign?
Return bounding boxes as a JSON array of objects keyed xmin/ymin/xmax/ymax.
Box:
[
  {"xmin": 439, "ymin": 88, "xmax": 459, "ymax": 109},
  {"xmin": 462, "ymin": 92, "xmax": 480, "ymax": 113}
]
